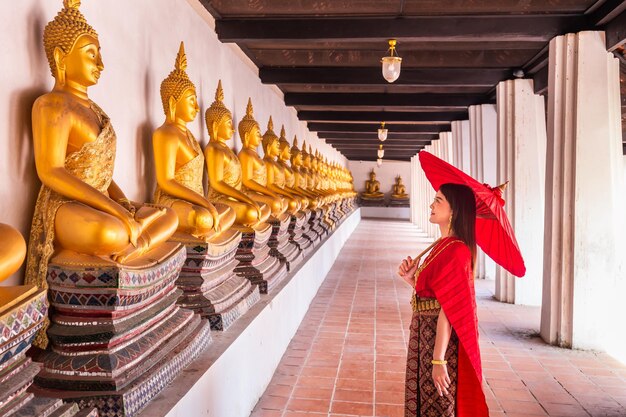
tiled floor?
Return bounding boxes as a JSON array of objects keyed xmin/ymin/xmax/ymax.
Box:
[{"xmin": 250, "ymin": 219, "xmax": 626, "ymax": 417}]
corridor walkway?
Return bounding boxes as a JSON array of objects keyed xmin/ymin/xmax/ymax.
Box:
[{"xmin": 250, "ymin": 219, "xmax": 626, "ymax": 417}]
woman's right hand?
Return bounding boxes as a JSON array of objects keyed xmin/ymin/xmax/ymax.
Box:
[{"xmin": 397, "ymin": 256, "xmax": 418, "ymax": 287}]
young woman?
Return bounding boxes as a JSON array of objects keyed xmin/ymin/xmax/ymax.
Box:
[{"xmin": 398, "ymin": 183, "xmax": 488, "ymax": 417}]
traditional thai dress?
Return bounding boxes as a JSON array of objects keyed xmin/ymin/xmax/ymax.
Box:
[
  {"xmin": 154, "ymin": 131, "xmax": 204, "ymax": 206},
  {"xmin": 25, "ymin": 102, "xmax": 116, "ymax": 348},
  {"xmin": 404, "ymin": 237, "xmax": 488, "ymax": 417}
]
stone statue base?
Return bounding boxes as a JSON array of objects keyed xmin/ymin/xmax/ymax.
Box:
[
  {"xmin": 289, "ymin": 211, "xmax": 313, "ymax": 257},
  {"xmin": 359, "ymin": 196, "xmax": 385, "ymax": 207},
  {"xmin": 171, "ymin": 230, "xmax": 260, "ymax": 331},
  {"xmin": 33, "ymin": 243, "xmax": 211, "ymax": 417},
  {"xmin": 233, "ymin": 223, "xmax": 287, "ymax": 294},
  {"xmin": 0, "ymin": 285, "xmax": 97, "ymax": 417},
  {"xmin": 308, "ymin": 208, "xmax": 326, "ymax": 242},
  {"xmin": 268, "ymin": 213, "xmax": 303, "ymax": 272},
  {"xmin": 389, "ymin": 198, "xmax": 410, "ymax": 207}
]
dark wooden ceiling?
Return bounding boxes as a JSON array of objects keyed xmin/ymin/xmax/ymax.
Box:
[{"xmin": 201, "ymin": 0, "xmax": 626, "ymax": 161}]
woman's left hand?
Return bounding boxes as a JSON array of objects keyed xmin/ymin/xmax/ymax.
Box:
[{"xmin": 432, "ymin": 364, "xmax": 450, "ymax": 397}]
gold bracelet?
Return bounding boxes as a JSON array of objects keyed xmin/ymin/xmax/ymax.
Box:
[{"xmin": 431, "ymin": 359, "xmax": 447, "ymax": 366}]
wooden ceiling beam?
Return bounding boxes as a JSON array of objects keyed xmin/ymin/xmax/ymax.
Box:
[
  {"xmin": 261, "ymin": 67, "xmax": 511, "ymax": 86},
  {"xmin": 298, "ymin": 110, "xmax": 468, "ymax": 123},
  {"xmin": 216, "ymin": 16, "xmax": 587, "ymax": 43},
  {"xmin": 285, "ymin": 93, "xmax": 491, "ymax": 107},
  {"xmin": 308, "ymin": 123, "xmax": 448, "ymax": 133},
  {"xmin": 320, "ymin": 132, "xmax": 438, "ymax": 140},
  {"xmin": 605, "ymin": 9, "xmax": 626, "ymax": 51}
]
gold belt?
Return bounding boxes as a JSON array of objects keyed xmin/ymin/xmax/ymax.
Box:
[{"xmin": 411, "ymin": 294, "xmax": 441, "ymax": 312}]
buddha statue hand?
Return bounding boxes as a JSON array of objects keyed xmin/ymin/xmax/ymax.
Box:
[{"xmin": 117, "ymin": 197, "xmax": 136, "ymax": 215}]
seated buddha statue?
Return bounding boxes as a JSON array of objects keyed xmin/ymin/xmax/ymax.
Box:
[
  {"xmin": 290, "ymin": 137, "xmax": 319, "ymax": 209},
  {"xmin": 277, "ymin": 127, "xmax": 309, "ymax": 210},
  {"xmin": 237, "ymin": 100, "xmax": 287, "ymax": 218},
  {"xmin": 153, "ymin": 42, "xmax": 235, "ymax": 239},
  {"xmin": 204, "ymin": 81, "xmax": 270, "ymax": 227},
  {"xmin": 25, "ymin": 0, "xmax": 179, "ymax": 295},
  {"xmin": 391, "ymin": 175, "xmax": 409, "ymax": 200},
  {"xmin": 361, "ymin": 170, "xmax": 384, "ymax": 200},
  {"xmin": 262, "ymin": 117, "xmax": 301, "ymax": 214}
]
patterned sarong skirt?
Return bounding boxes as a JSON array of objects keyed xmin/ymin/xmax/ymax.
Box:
[{"xmin": 405, "ymin": 301, "xmax": 459, "ymax": 417}]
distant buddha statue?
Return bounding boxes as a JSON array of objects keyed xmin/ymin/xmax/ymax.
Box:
[
  {"xmin": 204, "ymin": 81, "xmax": 270, "ymax": 227},
  {"xmin": 237, "ymin": 100, "xmax": 287, "ymax": 218},
  {"xmin": 26, "ymin": 0, "xmax": 179, "ymax": 289},
  {"xmin": 291, "ymin": 137, "xmax": 319, "ymax": 208},
  {"xmin": 153, "ymin": 42, "xmax": 235, "ymax": 239},
  {"xmin": 391, "ymin": 175, "xmax": 409, "ymax": 199},
  {"xmin": 262, "ymin": 117, "xmax": 301, "ymax": 214},
  {"xmin": 277, "ymin": 127, "xmax": 309, "ymax": 210},
  {"xmin": 361, "ymin": 169, "xmax": 384, "ymax": 200}
]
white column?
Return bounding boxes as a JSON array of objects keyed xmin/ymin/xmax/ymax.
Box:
[
  {"xmin": 410, "ymin": 154, "xmax": 419, "ymax": 225},
  {"xmin": 495, "ymin": 78, "xmax": 547, "ymax": 306},
  {"xmin": 541, "ymin": 31, "xmax": 625, "ymax": 351},
  {"xmin": 438, "ymin": 132, "xmax": 454, "ymax": 165},
  {"xmin": 451, "ymin": 120, "xmax": 471, "ymax": 173},
  {"xmin": 469, "ymin": 104, "xmax": 498, "ymax": 279}
]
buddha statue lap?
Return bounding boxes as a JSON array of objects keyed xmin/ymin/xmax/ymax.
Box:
[
  {"xmin": 27, "ymin": 3, "xmax": 210, "ymax": 415},
  {"xmin": 360, "ymin": 169, "xmax": 385, "ymax": 203},
  {"xmin": 152, "ymin": 43, "xmax": 254, "ymax": 330}
]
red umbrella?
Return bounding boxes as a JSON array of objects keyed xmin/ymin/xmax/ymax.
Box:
[{"xmin": 419, "ymin": 151, "xmax": 526, "ymax": 277}]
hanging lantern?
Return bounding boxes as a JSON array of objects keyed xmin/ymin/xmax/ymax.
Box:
[
  {"xmin": 377, "ymin": 144, "xmax": 385, "ymax": 159},
  {"xmin": 378, "ymin": 121, "xmax": 388, "ymax": 142},
  {"xmin": 381, "ymin": 39, "xmax": 402, "ymax": 83}
]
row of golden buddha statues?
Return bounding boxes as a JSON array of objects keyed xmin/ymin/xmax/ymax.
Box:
[
  {"xmin": 359, "ymin": 170, "xmax": 410, "ymax": 206},
  {"xmin": 0, "ymin": 1, "xmax": 357, "ymax": 416}
]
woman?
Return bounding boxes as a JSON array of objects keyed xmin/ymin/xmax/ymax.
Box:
[{"xmin": 398, "ymin": 183, "xmax": 488, "ymax": 417}]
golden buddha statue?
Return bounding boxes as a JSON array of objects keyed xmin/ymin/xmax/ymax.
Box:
[
  {"xmin": 237, "ymin": 100, "xmax": 287, "ymax": 218},
  {"xmin": 262, "ymin": 117, "xmax": 301, "ymax": 214},
  {"xmin": 391, "ymin": 175, "xmax": 409, "ymax": 199},
  {"xmin": 153, "ymin": 42, "xmax": 235, "ymax": 239},
  {"xmin": 290, "ymin": 137, "xmax": 319, "ymax": 208},
  {"xmin": 277, "ymin": 127, "xmax": 309, "ymax": 210},
  {"xmin": 204, "ymin": 81, "xmax": 270, "ymax": 227},
  {"xmin": 0, "ymin": 223, "xmax": 27, "ymax": 284},
  {"xmin": 361, "ymin": 169, "xmax": 384, "ymax": 200},
  {"xmin": 26, "ymin": 0, "xmax": 179, "ymax": 291}
]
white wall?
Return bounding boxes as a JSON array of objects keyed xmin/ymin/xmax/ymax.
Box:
[
  {"xmin": 0, "ymin": 0, "xmax": 345, "ymax": 286},
  {"xmin": 348, "ymin": 160, "xmax": 411, "ymax": 197}
]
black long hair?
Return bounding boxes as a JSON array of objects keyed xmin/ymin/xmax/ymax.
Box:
[{"xmin": 439, "ymin": 183, "xmax": 477, "ymax": 269}]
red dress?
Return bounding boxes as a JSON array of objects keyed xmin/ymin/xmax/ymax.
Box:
[{"xmin": 405, "ymin": 237, "xmax": 488, "ymax": 417}]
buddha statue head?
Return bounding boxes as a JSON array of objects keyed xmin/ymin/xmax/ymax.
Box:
[
  {"xmin": 369, "ymin": 169, "xmax": 377, "ymax": 181},
  {"xmin": 396, "ymin": 175, "xmax": 404, "ymax": 185},
  {"xmin": 290, "ymin": 136, "xmax": 304, "ymax": 167},
  {"xmin": 206, "ymin": 80, "xmax": 234, "ymax": 142},
  {"xmin": 160, "ymin": 42, "xmax": 198, "ymax": 123},
  {"xmin": 262, "ymin": 116, "xmax": 280, "ymax": 159},
  {"xmin": 278, "ymin": 125, "xmax": 291, "ymax": 162},
  {"xmin": 44, "ymin": 0, "xmax": 102, "ymax": 88},
  {"xmin": 238, "ymin": 98, "xmax": 262, "ymax": 149}
]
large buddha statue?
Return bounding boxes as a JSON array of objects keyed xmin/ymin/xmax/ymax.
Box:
[
  {"xmin": 204, "ymin": 81, "xmax": 270, "ymax": 227},
  {"xmin": 277, "ymin": 127, "xmax": 309, "ymax": 210},
  {"xmin": 262, "ymin": 117, "xmax": 301, "ymax": 214},
  {"xmin": 26, "ymin": 0, "xmax": 178, "ymax": 296},
  {"xmin": 391, "ymin": 175, "xmax": 409, "ymax": 199},
  {"xmin": 237, "ymin": 100, "xmax": 287, "ymax": 218},
  {"xmin": 360, "ymin": 169, "xmax": 385, "ymax": 200},
  {"xmin": 153, "ymin": 42, "xmax": 235, "ymax": 239}
]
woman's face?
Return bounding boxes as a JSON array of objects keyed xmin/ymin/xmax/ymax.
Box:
[{"xmin": 429, "ymin": 190, "xmax": 452, "ymax": 225}]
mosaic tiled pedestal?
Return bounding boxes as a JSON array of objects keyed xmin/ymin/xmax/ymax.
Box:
[
  {"xmin": 233, "ymin": 223, "xmax": 287, "ymax": 294},
  {"xmin": 307, "ymin": 209, "xmax": 326, "ymax": 243},
  {"xmin": 389, "ymin": 198, "xmax": 410, "ymax": 207},
  {"xmin": 288, "ymin": 212, "xmax": 312, "ymax": 257},
  {"xmin": 0, "ymin": 285, "xmax": 97, "ymax": 417},
  {"xmin": 358, "ymin": 197, "xmax": 386, "ymax": 207},
  {"xmin": 268, "ymin": 213, "xmax": 303, "ymax": 272},
  {"xmin": 172, "ymin": 230, "xmax": 260, "ymax": 331},
  {"xmin": 32, "ymin": 244, "xmax": 211, "ymax": 417}
]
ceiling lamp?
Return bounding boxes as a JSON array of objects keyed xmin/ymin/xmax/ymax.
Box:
[
  {"xmin": 381, "ymin": 39, "xmax": 402, "ymax": 83},
  {"xmin": 377, "ymin": 121, "xmax": 388, "ymax": 142},
  {"xmin": 377, "ymin": 144, "xmax": 385, "ymax": 158},
  {"xmin": 376, "ymin": 158, "xmax": 383, "ymax": 167}
]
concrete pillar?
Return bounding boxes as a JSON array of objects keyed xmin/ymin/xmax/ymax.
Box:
[
  {"xmin": 541, "ymin": 31, "xmax": 625, "ymax": 351},
  {"xmin": 495, "ymin": 78, "xmax": 547, "ymax": 306},
  {"xmin": 451, "ymin": 120, "xmax": 471, "ymax": 174},
  {"xmin": 410, "ymin": 154, "xmax": 419, "ymax": 225},
  {"xmin": 469, "ymin": 104, "xmax": 498, "ymax": 279},
  {"xmin": 439, "ymin": 132, "xmax": 454, "ymax": 165}
]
